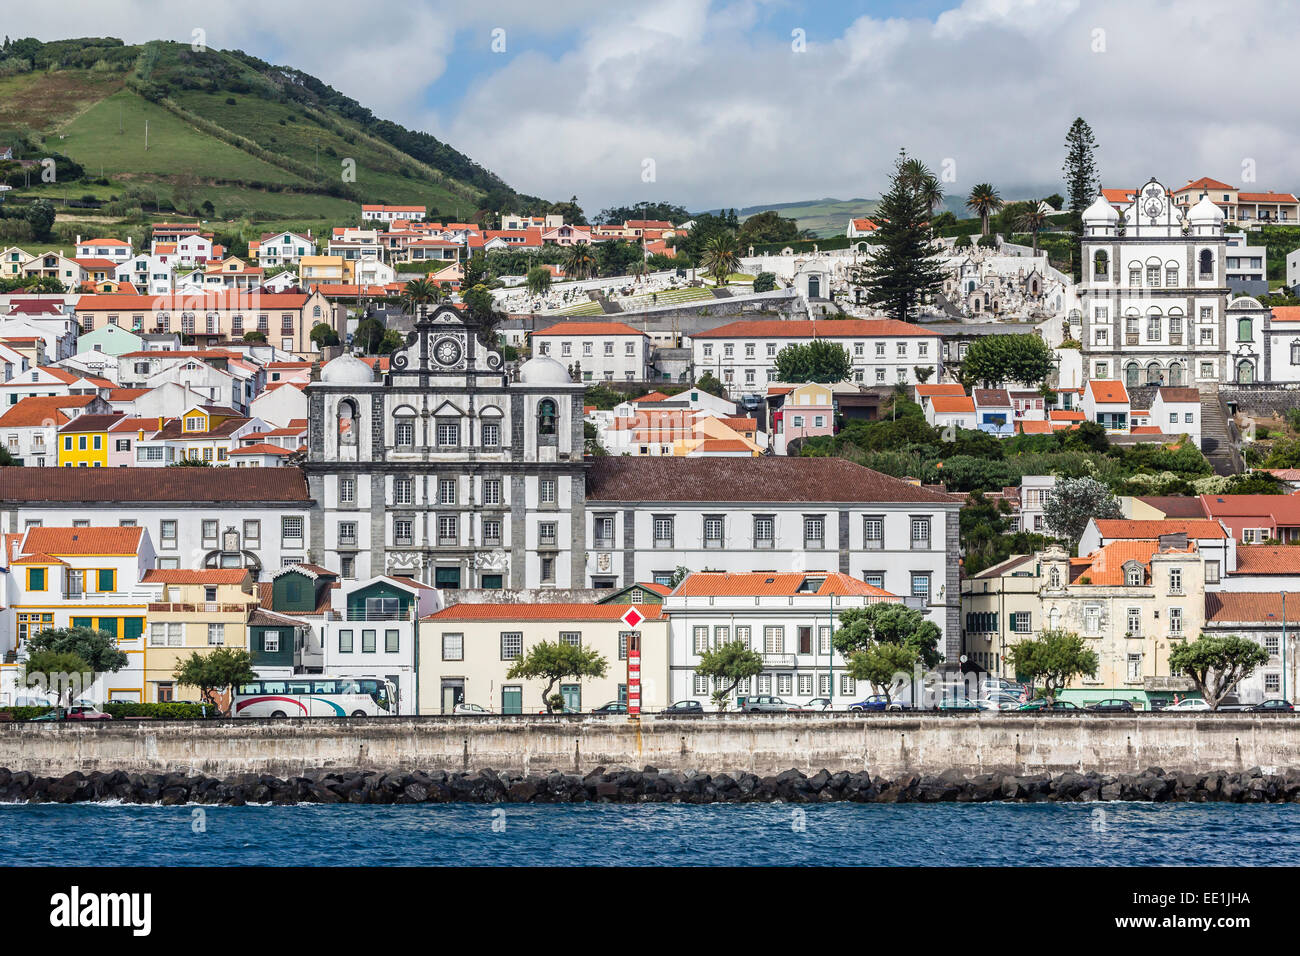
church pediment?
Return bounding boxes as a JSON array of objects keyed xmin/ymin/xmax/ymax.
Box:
[{"xmin": 389, "ymin": 304, "xmax": 504, "ymax": 379}]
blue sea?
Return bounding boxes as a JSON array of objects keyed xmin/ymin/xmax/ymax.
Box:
[{"xmin": 2, "ymin": 802, "xmax": 1298, "ymax": 865}]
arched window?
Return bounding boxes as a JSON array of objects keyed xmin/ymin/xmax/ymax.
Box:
[
  {"xmin": 1238, "ymin": 316, "xmax": 1253, "ymax": 342},
  {"xmin": 1126, "ymin": 566, "xmax": 1142, "ymax": 587},
  {"xmin": 1146, "ymin": 310, "xmax": 1161, "ymax": 342},
  {"xmin": 1125, "ymin": 362, "xmax": 1140, "ymax": 388},
  {"xmin": 1146, "ymin": 258, "xmax": 1162, "ymax": 286},
  {"xmin": 1168, "ymin": 362, "xmax": 1184, "ymax": 386},
  {"xmin": 1237, "ymin": 359, "xmax": 1254, "ymax": 384},
  {"xmin": 1049, "ymin": 608, "xmax": 1060, "ymax": 630},
  {"xmin": 1165, "ymin": 262, "xmax": 1178, "ymax": 287},
  {"xmin": 1146, "ymin": 361, "xmax": 1163, "ymax": 385},
  {"xmin": 537, "ymin": 398, "xmax": 558, "ymax": 436},
  {"xmin": 1049, "ymin": 565, "xmax": 1061, "ymax": 589},
  {"xmin": 1291, "ymin": 341, "xmax": 1300, "ymax": 366},
  {"xmin": 1093, "ymin": 250, "xmax": 1109, "ymax": 278},
  {"xmin": 1199, "ymin": 249, "xmax": 1214, "ymax": 277},
  {"xmin": 338, "ymin": 399, "xmax": 357, "ymax": 446}
]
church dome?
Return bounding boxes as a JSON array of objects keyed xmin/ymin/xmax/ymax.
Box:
[
  {"xmin": 1082, "ymin": 194, "xmax": 1119, "ymax": 223},
  {"xmin": 518, "ymin": 355, "xmax": 573, "ymax": 385},
  {"xmin": 320, "ymin": 352, "xmax": 375, "ymax": 385},
  {"xmin": 1188, "ymin": 196, "xmax": 1224, "ymax": 223}
]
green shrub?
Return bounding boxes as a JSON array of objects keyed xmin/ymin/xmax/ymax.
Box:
[{"xmin": 103, "ymin": 701, "xmax": 215, "ymax": 719}]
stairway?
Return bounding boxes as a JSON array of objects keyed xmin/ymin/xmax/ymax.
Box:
[{"xmin": 1198, "ymin": 384, "xmax": 1241, "ymax": 476}]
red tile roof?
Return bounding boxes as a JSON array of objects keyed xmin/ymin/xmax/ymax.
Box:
[
  {"xmin": 1200, "ymin": 494, "xmax": 1300, "ymax": 523},
  {"xmin": 57, "ymin": 413, "xmax": 124, "ymax": 434},
  {"xmin": 671, "ymin": 571, "xmax": 898, "ymax": 598},
  {"xmin": 0, "ymin": 395, "xmax": 96, "ymax": 428},
  {"xmin": 586, "ymin": 457, "xmax": 957, "ymax": 504},
  {"xmin": 915, "ymin": 384, "xmax": 967, "ymax": 398},
  {"xmin": 1238, "ymin": 191, "xmax": 1297, "ymax": 203},
  {"xmin": 1093, "ymin": 518, "xmax": 1228, "ymax": 540},
  {"xmin": 1270, "ymin": 306, "xmax": 1300, "ymax": 323},
  {"xmin": 1173, "ymin": 177, "xmax": 1235, "ymax": 194},
  {"xmin": 1205, "ymin": 591, "xmax": 1300, "ymax": 623},
  {"xmin": 1087, "ymin": 380, "xmax": 1129, "ymax": 404},
  {"xmin": 22, "ymin": 526, "xmax": 143, "ymax": 556},
  {"xmin": 228, "ymin": 443, "xmax": 294, "ymax": 456},
  {"xmin": 1233, "ymin": 546, "xmax": 1300, "ymax": 575},
  {"xmin": 1049, "ymin": 409, "xmax": 1085, "ymax": 421},
  {"xmin": 141, "ymin": 569, "xmax": 252, "ymax": 585},
  {"xmin": 74, "ymin": 293, "xmax": 312, "ymax": 310},
  {"xmin": 1073, "ymin": 540, "xmax": 1196, "ymax": 586},
  {"xmin": 424, "ymin": 603, "xmax": 664, "ymax": 623},
  {"xmin": 930, "ymin": 396, "xmax": 976, "ymax": 413},
  {"xmin": 533, "ymin": 321, "xmax": 646, "ymax": 337},
  {"xmin": 1135, "ymin": 496, "xmax": 1209, "ymax": 518}
]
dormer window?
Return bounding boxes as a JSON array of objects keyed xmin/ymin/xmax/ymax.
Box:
[
  {"xmin": 184, "ymin": 415, "xmax": 205, "ymax": 432},
  {"xmin": 1125, "ymin": 565, "xmax": 1142, "ymax": 587}
]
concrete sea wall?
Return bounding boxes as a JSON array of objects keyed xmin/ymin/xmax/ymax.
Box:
[{"xmin": 4, "ymin": 713, "xmax": 1300, "ymax": 778}]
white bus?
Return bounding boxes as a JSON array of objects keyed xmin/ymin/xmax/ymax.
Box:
[{"xmin": 232, "ymin": 677, "xmax": 397, "ymax": 718}]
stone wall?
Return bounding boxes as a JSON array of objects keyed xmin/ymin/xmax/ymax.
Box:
[
  {"xmin": 5, "ymin": 714, "xmax": 1300, "ymax": 778},
  {"xmin": 1220, "ymin": 387, "xmax": 1300, "ymax": 419}
]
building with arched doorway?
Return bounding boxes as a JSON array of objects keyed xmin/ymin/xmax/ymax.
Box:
[
  {"xmin": 306, "ymin": 304, "xmax": 586, "ymax": 590},
  {"xmin": 1080, "ymin": 177, "xmax": 1230, "ymax": 386}
]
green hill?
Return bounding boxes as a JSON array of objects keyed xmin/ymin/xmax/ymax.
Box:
[{"xmin": 0, "ymin": 36, "xmax": 540, "ymax": 226}]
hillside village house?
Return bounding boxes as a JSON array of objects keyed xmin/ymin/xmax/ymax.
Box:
[
  {"xmin": 0, "ymin": 525, "xmax": 156, "ymax": 705},
  {"xmin": 691, "ymin": 319, "xmax": 942, "ymax": 397},
  {"xmin": 1170, "ymin": 177, "xmax": 1300, "ymax": 226},
  {"xmin": 0, "ymin": 468, "xmax": 315, "ymax": 577},
  {"xmin": 139, "ymin": 568, "xmax": 259, "ymax": 704},
  {"xmin": 583, "ymin": 456, "xmax": 963, "ymax": 663},
  {"xmin": 0, "ymin": 365, "xmax": 111, "ymax": 407},
  {"xmin": 532, "ymin": 321, "xmax": 651, "ymax": 382},
  {"xmin": 0, "ymin": 394, "xmax": 109, "ymax": 466},
  {"xmin": 664, "ymin": 571, "xmax": 902, "ymax": 708},
  {"xmin": 74, "ymin": 238, "xmax": 132, "ymax": 263},
  {"xmin": 361, "ymin": 205, "xmax": 427, "ymax": 224},
  {"xmin": 73, "ymin": 292, "xmax": 337, "ymax": 357},
  {"xmin": 250, "ymin": 231, "xmax": 316, "ymax": 269},
  {"xmin": 418, "ymin": 602, "xmax": 668, "ymax": 715}
]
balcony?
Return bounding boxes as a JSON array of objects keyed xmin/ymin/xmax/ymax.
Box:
[
  {"xmin": 344, "ymin": 609, "xmax": 413, "ymax": 622},
  {"xmin": 761, "ymin": 653, "xmax": 797, "ymax": 668}
]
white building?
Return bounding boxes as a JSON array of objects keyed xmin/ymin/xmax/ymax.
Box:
[
  {"xmin": 584, "ymin": 456, "xmax": 963, "ymax": 663},
  {"xmin": 1080, "ymin": 178, "xmax": 1230, "ymax": 388},
  {"xmin": 1149, "ymin": 386, "xmax": 1201, "ymax": 445},
  {"xmin": 532, "ymin": 321, "xmax": 651, "ymax": 383},
  {"xmin": 664, "ymin": 571, "xmax": 904, "ymax": 708},
  {"xmin": 691, "ymin": 318, "xmax": 942, "ymax": 397},
  {"xmin": 252, "ymin": 231, "xmax": 317, "ymax": 269}
]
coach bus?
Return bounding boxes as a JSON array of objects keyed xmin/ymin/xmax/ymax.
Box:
[{"xmin": 232, "ymin": 676, "xmax": 397, "ymax": 717}]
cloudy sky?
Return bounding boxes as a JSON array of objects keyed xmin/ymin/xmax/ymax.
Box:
[{"xmin": 19, "ymin": 0, "xmax": 1295, "ymax": 212}]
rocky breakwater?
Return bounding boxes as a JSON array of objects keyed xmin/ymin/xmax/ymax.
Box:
[{"xmin": 5, "ymin": 765, "xmax": 1300, "ymax": 805}]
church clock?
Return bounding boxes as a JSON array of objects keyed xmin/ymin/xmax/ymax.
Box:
[{"xmin": 433, "ymin": 335, "xmax": 463, "ymax": 367}]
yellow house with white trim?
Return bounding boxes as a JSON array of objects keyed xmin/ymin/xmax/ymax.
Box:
[{"xmin": 0, "ymin": 525, "xmax": 156, "ymax": 705}]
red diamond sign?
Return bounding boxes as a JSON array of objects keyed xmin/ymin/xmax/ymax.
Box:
[{"xmin": 621, "ymin": 606, "xmax": 644, "ymax": 629}]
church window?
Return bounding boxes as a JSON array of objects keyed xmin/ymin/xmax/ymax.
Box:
[
  {"xmin": 1291, "ymin": 341, "xmax": 1300, "ymax": 366},
  {"xmin": 1199, "ymin": 249, "xmax": 1213, "ymax": 277},
  {"xmin": 338, "ymin": 399, "xmax": 357, "ymax": 447},
  {"xmin": 1238, "ymin": 317, "xmax": 1252, "ymax": 342},
  {"xmin": 1093, "ymin": 251, "xmax": 1108, "ymax": 277}
]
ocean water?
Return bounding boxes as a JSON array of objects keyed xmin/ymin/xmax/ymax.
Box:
[{"xmin": 2, "ymin": 802, "xmax": 1298, "ymax": 866}]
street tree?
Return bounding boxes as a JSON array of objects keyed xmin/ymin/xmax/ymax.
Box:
[
  {"xmin": 173, "ymin": 647, "xmax": 258, "ymax": 714},
  {"xmin": 695, "ymin": 640, "xmax": 763, "ymax": 711},
  {"xmin": 506, "ymin": 640, "xmax": 608, "ymax": 713},
  {"xmin": 1168, "ymin": 634, "xmax": 1270, "ymax": 710},
  {"xmin": 1005, "ymin": 629, "xmax": 1098, "ymax": 704},
  {"xmin": 958, "ymin": 333, "xmax": 1055, "ymax": 389},
  {"xmin": 310, "ymin": 321, "xmax": 339, "ymax": 348},
  {"xmin": 846, "ymin": 642, "xmax": 918, "ymax": 704},
  {"xmin": 21, "ymin": 650, "xmax": 91, "ymax": 706},
  {"xmin": 772, "ymin": 339, "xmax": 852, "ymax": 384},
  {"xmin": 1043, "ymin": 476, "xmax": 1122, "ymax": 548},
  {"xmin": 832, "ymin": 603, "xmax": 943, "ymax": 669},
  {"xmin": 25, "ymin": 627, "xmax": 128, "ymax": 704}
]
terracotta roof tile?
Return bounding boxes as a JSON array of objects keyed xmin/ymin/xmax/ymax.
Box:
[
  {"xmin": 1233, "ymin": 546, "xmax": 1300, "ymax": 574},
  {"xmin": 1200, "ymin": 494, "xmax": 1300, "ymax": 523},
  {"xmin": 914, "ymin": 384, "xmax": 967, "ymax": 398},
  {"xmin": 1087, "ymin": 380, "xmax": 1129, "ymax": 404},
  {"xmin": 22, "ymin": 526, "xmax": 143, "ymax": 556},
  {"xmin": 1093, "ymin": 518, "xmax": 1227, "ymax": 540},
  {"xmin": 1073, "ymin": 540, "xmax": 1196, "ymax": 586},
  {"xmin": 693, "ymin": 319, "xmax": 940, "ymax": 339},
  {"xmin": 1205, "ymin": 591, "xmax": 1300, "ymax": 623},
  {"xmin": 586, "ymin": 457, "xmax": 958, "ymax": 504},
  {"xmin": 930, "ymin": 396, "xmax": 976, "ymax": 413},
  {"xmin": 0, "ymin": 395, "xmax": 96, "ymax": 428},
  {"xmin": 141, "ymin": 569, "xmax": 252, "ymax": 584},
  {"xmin": 424, "ymin": 603, "xmax": 663, "ymax": 622},
  {"xmin": 671, "ymin": 571, "xmax": 898, "ymax": 598},
  {"xmin": 0, "ymin": 467, "xmax": 310, "ymax": 503}
]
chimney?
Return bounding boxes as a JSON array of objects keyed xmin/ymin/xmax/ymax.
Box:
[
  {"xmin": 76, "ymin": 235, "xmax": 81, "ymax": 246},
  {"xmin": 1157, "ymin": 532, "xmax": 1188, "ymax": 552}
]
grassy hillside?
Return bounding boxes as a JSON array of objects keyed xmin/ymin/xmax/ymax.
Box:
[{"xmin": 0, "ymin": 36, "xmax": 537, "ymax": 232}]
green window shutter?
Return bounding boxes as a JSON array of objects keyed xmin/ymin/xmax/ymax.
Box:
[
  {"xmin": 29, "ymin": 568, "xmax": 45, "ymax": 590},
  {"xmin": 123, "ymin": 617, "xmax": 143, "ymax": 640},
  {"xmin": 72, "ymin": 617, "xmax": 92, "ymax": 629},
  {"xmin": 98, "ymin": 569, "xmax": 114, "ymax": 591},
  {"xmin": 98, "ymin": 618, "xmax": 119, "ymax": 638}
]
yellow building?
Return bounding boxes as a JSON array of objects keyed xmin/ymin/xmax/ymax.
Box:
[
  {"xmin": 299, "ymin": 255, "xmax": 352, "ymax": 287},
  {"xmin": 139, "ymin": 569, "xmax": 259, "ymax": 704},
  {"xmin": 57, "ymin": 413, "xmax": 119, "ymax": 467}
]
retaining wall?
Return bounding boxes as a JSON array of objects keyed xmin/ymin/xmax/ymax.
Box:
[{"xmin": 4, "ymin": 714, "xmax": 1300, "ymax": 778}]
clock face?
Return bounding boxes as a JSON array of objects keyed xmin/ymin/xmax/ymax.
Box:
[{"xmin": 433, "ymin": 336, "xmax": 462, "ymax": 367}]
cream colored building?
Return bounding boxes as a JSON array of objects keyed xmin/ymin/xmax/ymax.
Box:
[
  {"xmin": 418, "ymin": 603, "xmax": 668, "ymax": 715},
  {"xmin": 964, "ymin": 541, "xmax": 1205, "ymax": 707},
  {"xmin": 140, "ymin": 569, "xmax": 259, "ymax": 704}
]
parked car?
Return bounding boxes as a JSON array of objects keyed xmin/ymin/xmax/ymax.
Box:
[
  {"xmin": 659, "ymin": 700, "xmax": 704, "ymax": 715},
  {"xmin": 1085, "ymin": 699, "xmax": 1136, "ymax": 713},
  {"xmin": 591, "ymin": 701, "xmax": 628, "ymax": 715},
  {"xmin": 1251, "ymin": 699, "xmax": 1295, "ymax": 712},
  {"xmin": 980, "ymin": 679, "xmax": 1026, "ymax": 699},
  {"xmin": 742, "ymin": 695, "xmax": 807, "ymax": 713},
  {"xmin": 452, "ymin": 703, "xmax": 491, "ymax": 715},
  {"xmin": 1164, "ymin": 698, "xmax": 1210, "ymax": 712},
  {"xmin": 978, "ymin": 694, "xmax": 1023, "ymax": 711},
  {"xmin": 938, "ymin": 697, "xmax": 981, "ymax": 712},
  {"xmin": 31, "ymin": 703, "xmax": 112, "ymax": 721},
  {"xmin": 1018, "ymin": 699, "xmax": 1080, "ymax": 711},
  {"xmin": 849, "ymin": 695, "xmax": 910, "ymax": 712},
  {"xmin": 804, "ymin": 697, "xmax": 834, "ymax": 711}
]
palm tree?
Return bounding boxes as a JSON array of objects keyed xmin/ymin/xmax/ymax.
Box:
[
  {"xmin": 562, "ymin": 243, "xmax": 598, "ymax": 281},
  {"xmin": 700, "ymin": 233, "xmax": 741, "ymax": 287},
  {"xmin": 1015, "ymin": 200, "xmax": 1051, "ymax": 256},
  {"xmin": 966, "ymin": 183, "xmax": 1003, "ymax": 236},
  {"xmin": 900, "ymin": 159, "xmax": 944, "ymax": 216},
  {"xmin": 400, "ymin": 277, "xmax": 440, "ymax": 315}
]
